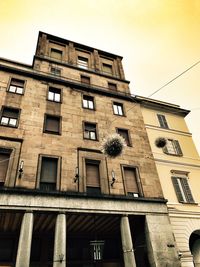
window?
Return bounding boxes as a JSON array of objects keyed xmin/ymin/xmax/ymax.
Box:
[
  {"xmin": 102, "ymin": 63, "xmax": 112, "ymax": 75},
  {"xmin": 0, "ymin": 107, "xmax": 20, "ymax": 127},
  {"xmin": 50, "ymin": 48, "xmax": 62, "ymax": 60},
  {"xmin": 77, "ymin": 56, "xmax": 88, "ymax": 69},
  {"xmin": 113, "ymin": 102, "xmax": 124, "ymax": 116},
  {"xmin": 83, "ymin": 122, "xmax": 97, "ymax": 140},
  {"xmin": 48, "ymin": 87, "xmax": 61, "ymax": 102},
  {"xmin": 40, "ymin": 157, "xmax": 58, "ymax": 191},
  {"xmin": 44, "ymin": 114, "xmax": 61, "ymax": 135},
  {"xmin": 123, "ymin": 167, "xmax": 140, "ymax": 197},
  {"xmin": 157, "ymin": 114, "xmax": 169, "ymax": 128},
  {"xmin": 51, "ymin": 67, "xmax": 61, "ymax": 76},
  {"xmin": 163, "ymin": 139, "xmax": 183, "ymax": 156},
  {"xmin": 83, "ymin": 95, "xmax": 94, "ymax": 110},
  {"xmin": 81, "ymin": 75, "xmax": 90, "ymax": 85},
  {"xmin": 172, "ymin": 175, "xmax": 194, "ymax": 203},
  {"xmin": 86, "ymin": 160, "xmax": 101, "ymax": 195},
  {"xmin": 117, "ymin": 128, "xmax": 131, "ymax": 146},
  {"xmin": 8, "ymin": 78, "xmax": 25, "ymax": 94},
  {"xmin": 0, "ymin": 148, "xmax": 11, "ymax": 187},
  {"xmin": 108, "ymin": 82, "xmax": 117, "ymax": 91}
]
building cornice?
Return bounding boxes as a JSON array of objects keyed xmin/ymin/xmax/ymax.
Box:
[
  {"xmin": 145, "ymin": 124, "xmax": 192, "ymax": 136},
  {"xmin": 154, "ymin": 158, "xmax": 200, "ymax": 169}
]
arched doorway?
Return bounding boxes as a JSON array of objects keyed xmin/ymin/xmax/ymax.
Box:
[{"xmin": 189, "ymin": 230, "xmax": 200, "ymax": 267}]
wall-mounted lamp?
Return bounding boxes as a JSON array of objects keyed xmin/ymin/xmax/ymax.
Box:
[
  {"xmin": 111, "ymin": 170, "xmax": 116, "ymax": 187},
  {"xmin": 18, "ymin": 160, "xmax": 24, "ymax": 178},
  {"xmin": 59, "ymin": 253, "xmax": 64, "ymax": 263},
  {"xmin": 74, "ymin": 166, "xmax": 79, "ymax": 183}
]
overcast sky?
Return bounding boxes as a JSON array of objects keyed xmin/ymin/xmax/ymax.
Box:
[{"xmin": 0, "ymin": 0, "xmax": 200, "ymax": 154}]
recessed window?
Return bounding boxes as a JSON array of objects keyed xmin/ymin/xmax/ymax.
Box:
[
  {"xmin": 83, "ymin": 122, "xmax": 97, "ymax": 140},
  {"xmin": 81, "ymin": 75, "xmax": 90, "ymax": 84},
  {"xmin": 48, "ymin": 87, "xmax": 61, "ymax": 102},
  {"xmin": 102, "ymin": 63, "xmax": 112, "ymax": 75},
  {"xmin": 50, "ymin": 48, "xmax": 62, "ymax": 60},
  {"xmin": 172, "ymin": 175, "xmax": 194, "ymax": 203},
  {"xmin": 117, "ymin": 128, "xmax": 131, "ymax": 146},
  {"xmin": 83, "ymin": 95, "xmax": 94, "ymax": 110},
  {"xmin": 0, "ymin": 107, "xmax": 20, "ymax": 127},
  {"xmin": 51, "ymin": 67, "xmax": 61, "ymax": 76},
  {"xmin": 123, "ymin": 167, "xmax": 141, "ymax": 197},
  {"xmin": 113, "ymin": 102, "xmax": 124, "ymax": 116},
  {"xmin": 8, "ymin": 78, "xmax": 25, "ymax": 94},
  {"xmin": 86, "ymin": 160, "xmax": 101, "ymax": 195},
  {"xmin": 40, "ymin": 157, "xmax": 58, "ymax": 191},
  {"xmin": 108, "ymin": 82, "xmax": 117, "ymax": 91},
  {"xmin": 157, "ymin": 114, "xmax": 169, "ymax": 129},
  {"xmin": 44, "ymin": 114, "xmax": 61, "ymax": 135},
  {"xmin": 163, "ymin": 139, "xmax": 183, "ymax": 156},
  {"xmin": 77, "ymin": 56, "xmax": 88, "ymax": 69},
  {"xmin": 0, "ymin": 148, "xmax": 11, "ymax": 187}
]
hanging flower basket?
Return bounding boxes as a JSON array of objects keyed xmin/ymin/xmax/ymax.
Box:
[
  {"xmin": 155, "ymin": 137, "xmax": 167, "ymax": 148},
  {"xmin": 101, "ymin": 133, "xmax": 126, "ymax": 158}
]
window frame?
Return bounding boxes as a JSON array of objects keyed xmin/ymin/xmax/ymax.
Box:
[
  {"xmin": 81, "ymin": 75, "xmax": 91, "ymax": 85},
  {"xmin": 50, "ymin": 66, "xmax": 62, "ymax": 76},
  {"xmin": 102, "ymin": 63, "xmax": 113, "ymax": 75},
  {"xmin": 0, "ymin": 106, "xmax": 21, "ymax": 128},
  {"xmin": 36, "ymin": 154, "xmax": 61, "ymax": 191},
  {"xmin": 108, "ymin": 82, "xmax": 117, "ymax": 91},
  {"xmin": 116, "ymin": 127, "xmax": 131, "ymax": 146},
  {"xmin": 121, "ymin": 165, "xmax": 143, "ymax": 197},
  {"xmin": 82, "ymin": 95, "xmax": 95, "ymax": 110},
  {"xmin": 7, "ymin": 77, "xmax": 26, "ymax": 95},
  {"xmin": 50, "ymin": 48, "xmax": 63, "ymax": 61},
  {"xmin": 83, "ymin": 121, "xmax": 98, "ymax": 141},
  {"xmin": 47, "ymin": 86, "xmax": 62, "ymax": 103},
  {"xmin": 163, "ymin": 139, "xmax": 183, "ymax": 156},
  {"xmin": 157, "ymin": 114, "xmax": 169, "ymax": 129},
  {"xmin": 113, "ymin": 102, "xmax": 125, "ymax": 116},
  {"xmin": 171, "ymin": 173, "xmax": 194, "ymax": 203},
  {"xmin": 43, "ymin": 114, "xmax": 62, "ymax": 135},
  {"xmin": 77, "ymin": 56, "xmax": 89, "ymax": 69}
]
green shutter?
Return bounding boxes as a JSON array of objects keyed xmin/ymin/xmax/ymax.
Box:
[
  {"xmin": 181, "ymin": 178, "xmax": 195, "ymax": 203},
  {"xmin": 174, "ymin": 140, "xmax": 183, "ymax": 156},
  {"xmin": 171, "ymin": 177, "xmax": 184, "ymax": 202}
]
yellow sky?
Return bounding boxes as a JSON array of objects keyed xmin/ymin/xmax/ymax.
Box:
[{"xmin": 0, "ymin": 0, "xmax": 200, "ymax": 153}]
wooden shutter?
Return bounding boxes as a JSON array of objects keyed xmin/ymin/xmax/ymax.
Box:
[
  {"xmin": 124, "ymin": 167, "xmax": 139, "ymax": 193},
  {"xmin": 157, "ymin": 114, "xmax": 168, "ymax": 128},
  {"xmin": 86, "ymin": 162, "xmax": 100, "ymax": 187},
  {"xmin": 40, "ymin": 157, "xmax": 58, "ymax": 183},
  {"xmin": 46, "ymin": 116, "xmax": 60, "ymax": 133},
  {"xmin": 181, "ymin": 178, "xmax": 194, "ymax": 203},
  {"xmin": 118, "ymin": 129, "xmax": 129, "ymax": 145},
  {"xmin": 174, "ymin": 140, "xmax": 183, "ymax": 156},
  {"xmin": 171, "ymin": 177, "xmax": 184, "ymax": 202},
  {"xmin": 0, "ymin": 153, "xmax": 10, "ymax": 182}
]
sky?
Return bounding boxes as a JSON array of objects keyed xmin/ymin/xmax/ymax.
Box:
[{"xmin": 0, "ymin": 0, "xmax": 200, "ymax": 154}]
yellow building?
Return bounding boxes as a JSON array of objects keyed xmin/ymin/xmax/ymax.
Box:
[{"xmin": 139, "ymin": 96, "xmax": 200, "ymax": 267}]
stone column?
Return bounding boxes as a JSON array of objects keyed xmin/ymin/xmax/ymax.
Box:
[
  {"xmin": 16, "ymin": 211, "xmax": 34, "ymax": 267},
  {"xmin": 120, "ymin": 215, "xmax": 136, "ymax": 267},
  {"xmin": 53, "ymin": 213, "xmax": 66, "ymax": 267}
]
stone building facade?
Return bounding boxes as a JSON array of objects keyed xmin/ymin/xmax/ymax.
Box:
[
  {"xmin": 140, "ymin": 96, "xmax": 200, "ymax": 267},
  {"xmin": 0, "ymin": 31, "xmax": 180, "ymax": 267}
]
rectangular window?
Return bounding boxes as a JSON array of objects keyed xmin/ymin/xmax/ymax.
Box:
[
  {"xmin": 83, "ymin": 95, "xmax": 94, "ymax": 110},
  {"xmin": 113, "ymin": 102, "xmax": 124, "ymax": 116},
  {"xmin": 8, "ymin": 78, "xmax": 25, "ymax": 94},
  {"xmin": 124, "ymin": 167, "xmax": 140, "ymax": 197},
  {"xmin": 77, "ymin": 56, "xmax": 88, "ymax": 69},
  {"xmin": 86, "ymin": 160, "xmax": 101, "ymax": 195},
  {"xmin": 40, "ymin": 157, "xmax": 58, "ymax": 191},
  {"xmin": 0, "ymin": 149, "xmax": 11, "ymax": 186},
  {"xmin": 84, "ymin": 122, "xmax": 97, "ymax": 140},
  {"xmin": 0, "ymin": 107, "xmax": 20, "ymax": 127},
  {"xmin": 117, "ymin": 128, "xmax": 131, "ymax": 146},
  {"xmin": 172, "ymin": 176, "xmax": 194, "ymax": 203},
  {"xmin": 81, "ymin": 75, "xmax": 90, "ymax": 85},
  {"xmin": 157, "ymin": 114, "xmax": 169, "ymax": 128},
  {"xmin": 108, "ymin": 82, "xmax": 117, "ymax": 91},
  {"xmin": 51, "ymin": 67, "xmax": 61, "ymax": 76},
  {"xmin": 50, "ymin": 48, "xmax": 62, "ymax": 60},
  {"xmin": 102, "ymin": 63, "xmax": 112, "ymax": 75},
  {"xmin": 163, "ymin": 139, "xmax": 183, "ymax": 156},
  {"xmin": 44, "ymin": 114, "xmax": 61, "ymax": 135},
  {"xmin": 48, "ymin": 87, "xmax": 61, "ymax": 102}
]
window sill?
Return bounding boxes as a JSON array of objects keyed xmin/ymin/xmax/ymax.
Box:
[
  {"xmin": 43, "ymin": 131, "xmax": 61, "ymax": 135},
  {"xmin": 163, "ymin": 152, "xmax": 183, "ymax": 157},
  {"xmin": 0, "ymin": 124, "xmax": 18, "ymax": 128},
  {"xmin": 82, "ymin": 107, "xmax": 95, "ymax": 111},
  {"xmin": 47, "ymin": 99, "xmax": 62, "ymax": 104},
  {"xmin": 83, "ymin": 137, "xmax": 98, "ymax": 142},
  {"xmin": 7, "ymin": 91, "xmax": 24, "ymax": 96}
]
